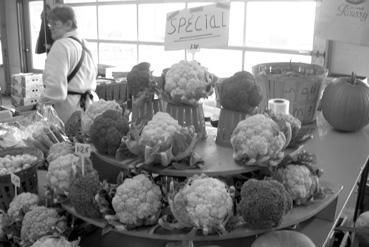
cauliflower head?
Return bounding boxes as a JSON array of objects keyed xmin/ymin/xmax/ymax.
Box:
[
  {"xmin": 274, "ymin": 164, "xmax": 320, "ymax": 206},
  {"xmin": 81, "ymin": 100, "xmax": 122, "ymax": 134},
  {"xmin": 47, "ymin": 153, "xmax": 94, "ymax": 195},
  {"xmin": 169, "ymin": 174, "xmax": 233, "ymax": 235},
  {"xmin": 219, "ymin": 71, "xmax": 263, "ymax": 114},
  {"xmin": 7, "ymin": 192, "xmax": 39, "ymax": 221},
  {"xmin": 31, "ymin": 236, "xmax": 79, "ymax": 247},
  {"xmin": 164, "ymin": 60, "xmax": 214, "ymax": 105},
  {"xmin": 230, "ymin": 114, "xmax": 287, "ymax": 166},
  {"xmin": 89, "ymin": 109, "xmax": 130, "ymax": 155},
  {"xmin": 21, "ymin": 206, "xmax": 61, "ymax": 245},
  {"xmin": 112, "ymin": 174, "xmax": 162, "ymax": 228},
  {"xmin": 239, "ymin": 179, "xmax": 291, "ymax": 229},
  {"xmin": 139, "ymin": 112, "xmax": 182, "ymax": 150},
  {"xmin": 69, "ymin": 172, "xmax": 101, "ymax": 218},
  {"xmin": 47, "ymin": 142, "xmax": 74, "ymax": 163}
]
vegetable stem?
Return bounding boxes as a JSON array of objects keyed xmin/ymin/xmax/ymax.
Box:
[{"xmin": 351, "ymin": 72, "xmax": 357, "ymax": 85}]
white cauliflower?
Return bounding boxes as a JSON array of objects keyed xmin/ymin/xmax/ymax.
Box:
[
  {"xmin": 164, "ymin": 60, "xmax": 214, "ymax": 105},
  {"xmin": 21, "ymin": 206, "xmax": 62, "ymax": 246},
  {"xmin": 31, "ymin": 235, "xmax": 79, "ymax": 247},
  {"xmin": 7, "ymin": 193, "xmax": 39, "ymax": 221},
  {"xmin": 46, "ymin": 142, "xmax": 74, "ymax": 163},
  {"xmin": 162, "ymin": 174, "xmax": 234, "ymax": 235},
  {"xmin": 112, "ymin": 174, "xmax": 162, "ymax": 228},
  {"xmin": 274, "ymin": 164, "xmax": 321, "ymax": 205},
  {"xmin": 47, "ymin": 153, "xmax": 94, "ymax": 195},
  {"xmin": 230, "ymin": 114, "xmax": 290, "ymax": 167},
  {"xmin": 81, "ymin": 99, "xmax": 122, "ymax": 134},
  {"xmin": 139, "ymin": 112, "xmax": 182, "ymax": 149},
  {"xmin": 130, "ymin": 112, "xmax": 197, "ymax": 166}
]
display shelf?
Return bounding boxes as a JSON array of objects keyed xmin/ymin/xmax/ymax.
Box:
[
  {"xmin": 93, "ymin": 127, "xmax": 260, "ymax": 177},
  {"xmin": 62, "ymin": 180, "xmax": 341, "ymax": 244}
]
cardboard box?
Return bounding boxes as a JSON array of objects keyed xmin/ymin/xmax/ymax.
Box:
[
  {"xmin": 11, "ymin": 95, "xmax": 38, "ymax": 107},
  {"xmin": 11, "ymin": 84, "xmax": 44, "ymax": 98},
  {"xmin": 11, "ymin": 73, "xmax": 43, "ymax": 87},
  {"xmin": 11, "ymin": 73, "xmax": 43, "ymax": 97}
]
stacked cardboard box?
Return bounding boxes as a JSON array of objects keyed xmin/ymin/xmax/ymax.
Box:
[{"xmin": 11, "ymin": 73, "xmax": 44, "ymax": 107}]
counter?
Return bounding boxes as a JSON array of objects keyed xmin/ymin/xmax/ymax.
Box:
[{"xmin": 296, "ymin": 113, "xmax": 369, "ymax": 246}]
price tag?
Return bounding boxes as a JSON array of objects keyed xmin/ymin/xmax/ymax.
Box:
[
  {"xmin": 11, "ymin": 173, "xmax": 20, "ymax": 188},
  {"xmin": 10, "ymin": 172, "xmax": 20, "ymax": 196},
  {"xmin": 75, "ymin": 143, "xmax": 91, "ymax": 157}
]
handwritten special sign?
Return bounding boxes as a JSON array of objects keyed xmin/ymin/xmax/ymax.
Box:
[
  {"xmin": 316, "ymin": 0, "xmax": 369, "ymax": 46},
  {"xmin": 165, "ymin": 2, "xmax": 230, "ymax": 50}
]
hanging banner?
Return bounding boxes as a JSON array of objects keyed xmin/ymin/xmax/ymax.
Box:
[
  {"xmin": 164, "ymin": 2, "xmax": 230, "ymax": 51},
  {"xmin": 315, "ymin": 0, "xmax": 369, "ymax": 46}
]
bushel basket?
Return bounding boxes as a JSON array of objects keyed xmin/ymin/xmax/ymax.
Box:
[{"xmin": 0, "ymin": 147, "xmax": 43, "ymax": 210}]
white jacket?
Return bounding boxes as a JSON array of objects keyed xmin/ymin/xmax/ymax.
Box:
[{"xmin": 40, "ymin": 30, "xmax": 98, "ymax": 123}]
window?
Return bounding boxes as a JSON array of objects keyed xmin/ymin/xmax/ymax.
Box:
[
  {"xmin": 29, "ymin": 1, "xmax": 47, "ymax": 70},
  {"xmin": 29, "ymin": 0, "xmax": 317, "ymax": 78},
  {"xmin": 0, "ymin": 42, "xmax": 2, "ymax": 65}
]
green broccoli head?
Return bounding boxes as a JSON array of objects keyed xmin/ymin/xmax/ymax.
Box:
[
  {"xmin": 127, "ymin": 62, "xmax": 152, "ymax": 97},
  {"xmin": 219, "ymin": 71, "xmax": 263, "ymax": 114},
  {"xmin": 238, "ymin": 178, "xmax": 291, "ymax": 229},
  {"xmin": 89, "ymin": 109, "xmax": 130, "ymax": 155},
  {"xmin": 69, "ymin": 172, "xmax": 101, "ymax": 218}
]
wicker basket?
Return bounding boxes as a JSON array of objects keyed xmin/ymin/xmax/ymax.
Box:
[
  {"xmin": 252, "ymin": 62, "xmax": 327, "ymax": 125},
  {"xmin": 95, "ymin": 81, "xmax": 128, "ymax": 102},
  {"xmin": 216, "ymin": 108, "xmax": 247, "ymax": 147},
  {"xmin": 131, "ymin": 98, "xmax": 163, "ymax": 124},
  {"xmin": 0, "ymin": 147, "xmax": 43, "ymax": 210},
  {"xmin": 166, "ymin": 102, "xmax": 206, "ymax": 139}
]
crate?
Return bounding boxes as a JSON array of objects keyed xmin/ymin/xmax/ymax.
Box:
[
  {"xmin": 96, "ymin": 80, "xmax": 128, "ymax": 102},
  {"xmin": 216, "ymin": 108, "xmax": 247, "ymax": 147},
  {"xmin": 131, "ymin": 97, "xmax": 163, "ymax": 124},
  {"xmin": 0, "ymin": 147, "xmax": 43, "ymax": 210},
  {"xmin": 166, "ymin": 102, "xmax": 206, "ymax": 139}
]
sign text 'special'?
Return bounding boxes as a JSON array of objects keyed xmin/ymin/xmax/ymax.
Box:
[{"xmin": 167, "ymin": 12, "xmax": 227, "ymax": 35}]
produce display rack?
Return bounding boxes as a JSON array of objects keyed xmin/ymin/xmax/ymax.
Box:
[{"xmin": 64, "ymin": 126, "xmax": 342, "ymax": 247}]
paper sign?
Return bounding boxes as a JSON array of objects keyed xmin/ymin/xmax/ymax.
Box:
[
  {"xmin": 165, "ymin": 2, "xmax": 230, "ymax": 50},
  {"xmin": 75, "ymin": 143, "xmax": 91, "ymax": 157},
  {"xmin": 10, "ymin": 173, "xmax": 20, "ymax": 188},
  {"xmin": 315, "ymin": 0, "xmax": 369, "ymax": 46}
]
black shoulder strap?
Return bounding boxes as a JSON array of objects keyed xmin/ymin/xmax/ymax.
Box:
[{"xmin": 67, "ymin": 36, "xmax": 92, "ymax": 83}]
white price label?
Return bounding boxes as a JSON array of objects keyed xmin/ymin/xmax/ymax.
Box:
[
  {"xmin": 75, "ymin": 143, "xmax": 91, "ymax": 157},
  {"xmin": 10, "ymin": 173, "xmax": 20, "ymax": 188}
]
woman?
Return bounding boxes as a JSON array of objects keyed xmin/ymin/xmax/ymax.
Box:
[{"xmin": 39, "ymin": 5, "xmax": 98, "ymax": 124}]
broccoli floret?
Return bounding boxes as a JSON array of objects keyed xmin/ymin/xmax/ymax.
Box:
[
  {"xmin": 238, "ymin": 179, "xmax": 291, "ymax": 229},
  {"xmin": 89, "ymin": 110, "xmax": 130, "ymax": 155},
  {"xmin": 127, "ymin": 62, "xmax": 152, "ymax": 97},
  {"xmin": 219, "ymin": 71, "xmax": 263, "ymax": 114},
  {"xmin": 70, "ymin": 172, "xmax": 101, "ymax": 218}
]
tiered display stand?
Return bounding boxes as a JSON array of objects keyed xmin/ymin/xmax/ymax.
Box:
[{"xmin": 63, "ymin": 127, "xmax": 342, "ymax": 247}]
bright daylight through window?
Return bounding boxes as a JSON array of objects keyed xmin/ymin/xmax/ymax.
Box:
[{"xmin": 29, "ymin": 0, "xmax": 316, "ymax": 78}]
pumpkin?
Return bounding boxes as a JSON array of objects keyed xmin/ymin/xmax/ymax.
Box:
[
  {"xmin": 321, "ymin": 73, "xmax": 369, "ymax": 132},
  {"xmin": 251, "ymin": 230, "xmax": 316, "ymax": 247}
]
